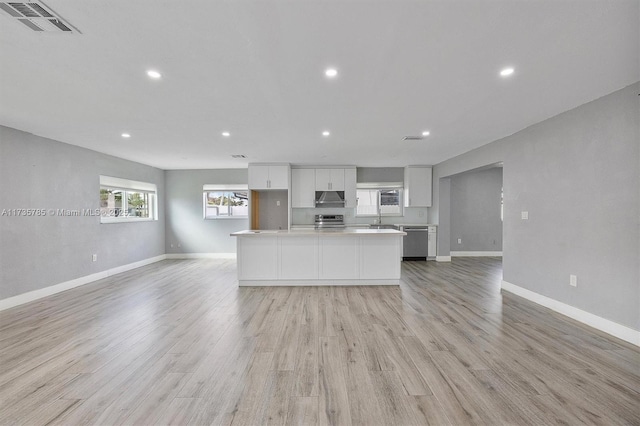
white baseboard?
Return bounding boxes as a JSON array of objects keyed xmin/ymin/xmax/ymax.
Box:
[
  {"xmin": 165, "ymin": 253, "xmax": 236, "ymax": 259},
  {"xmin": 436, "ymin": 256, "xmax": 451, "ymax": 262},
  {"xmin": 501, "ymin": 280, "xmax": 639, "ymax": 347},
  {"xmin": 451, "ymin": 251, "xmax": 503, "ymax": 257},
  {"xmin": 0, "ymin": 255, "xmax": 167, "ymax": 312}
]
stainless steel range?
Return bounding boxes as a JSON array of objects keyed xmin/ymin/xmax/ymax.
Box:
[{"xmin": 314, "ymin": 214, "xmax": 345, "ymax": 229}]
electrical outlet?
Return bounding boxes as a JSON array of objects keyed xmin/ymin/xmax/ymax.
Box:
[
  {"xmin": 92, "ymin": 254, "xmax": 97, "ymax": 262},
  {"xmin": 521, "ymin": 211, "xmax": 529, "ymax": 220},
  {"xmin": 277, "ymin": 200, "xmax": 280, "ymax": 206},
  {"xmin": 170, "ymin": 243, "xmax": 174, "ymax": 248},
  {"xmin": 177, "ymin": 243, "xmax": 182, "ymax": 248},
  {"xmin": 570, "ymin": 274, "xmax": 577, "ymax": 287},
  {"xmin": 457, "ymin": 238, "xmax": 462, "ymax": 244}
]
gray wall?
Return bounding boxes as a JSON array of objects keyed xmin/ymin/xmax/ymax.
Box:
[
  {"xmin": 357, "ymin": 167, "xmax": 404, "ymax": 183},
  {"xmin": 258, "ymin": 190, "xmax": 288, "ymax": 230},
  {"xmin": 432, "ymin": 82, "xmax": 639, "ymax": 330},
  {"xmin": 450, "ymin": 168, "xmax": 503, "ymax": 252},
  {"xmin": 0, "ymin": 126, "xmax": 166, "ymax": 300},
  {"xmin": 165, "ymin": 169, "xmax": 248, "ymax": 254}
]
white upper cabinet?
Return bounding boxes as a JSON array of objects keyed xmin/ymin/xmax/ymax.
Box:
[
  {"xmin": 315, "ymin": 168, "xmax": 345, "ymax": 191},
  {"xmin": 268, "ymin": 165, "xmax": 289, "ymax": 189},
  {"xmin": 344, "ymin": 168, "xmax": 357, "ymax": 208},
  {"xmin": 248, "ymin": 165, "xmax": 269, "ymax": 189},
  {"xmin": 249, "ymin": 164, "xmax": 290, "ymax": 190},
  {"xmin": 404, "ymin": 166, "xmax": 432, "ymax": 207},
  {"xmin": 291, "ymin": 168, "xmax": 316, "ymax": 208},
  {"xmin": 292, "ymin": 167, "xmax": 355, "ymax": 208}
]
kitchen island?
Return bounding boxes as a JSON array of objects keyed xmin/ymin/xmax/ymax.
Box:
[{"xmin": 231, "ymin": 228, "xmax": 406, "ymax": 286}]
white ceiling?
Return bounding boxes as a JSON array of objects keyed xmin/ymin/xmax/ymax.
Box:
[{"xmin": 1, "ymin": 1, "xmax": 638, "ymax": 170}]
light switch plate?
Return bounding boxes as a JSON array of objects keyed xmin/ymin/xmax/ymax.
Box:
[{"xmin": 521, "ymin": 211, "xmax": 529, "ymax": 220}]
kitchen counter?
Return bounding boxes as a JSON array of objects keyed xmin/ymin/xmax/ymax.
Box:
[
  {"xmin": 231, "ymin": 228, "xmax": 404, "ymax": 286},
  {"xmin": 393, "ymin": 223, "xmax": 437, "ymax": 227},
  {"xmin": 231, "ymin": 228, "xmax": 406, "ymax": 236}
]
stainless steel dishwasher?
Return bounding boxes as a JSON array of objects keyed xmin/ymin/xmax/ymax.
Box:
[{"xmin": 402, "ymin": 226, "xmax": 429, "ymax": 261}]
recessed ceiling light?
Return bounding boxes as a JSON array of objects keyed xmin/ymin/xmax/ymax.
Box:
[
  {"xmin": 422, "ymin": 131, "xmax": 430, "ymax": 137},
  {"xmin": 322, "ymin": 131, "xmax": 330, "ymax": 137},
  {"xmin": 325, "ymin": 68, "xmax": 338, "ymax": 78},
  {"xmin": 121, "ymin": 133, "xmax": 131, "ymax": 138},
  {"xmin": 222, "ymin": 131, "xmax": 231, "ymax": 137},
  {"xmin": 500, "ymin": 67, "xmax": 515, "ymax": 77},
  {"xmin": 146, "ymin": 70, "xmax": 162, "ymax": 79}
]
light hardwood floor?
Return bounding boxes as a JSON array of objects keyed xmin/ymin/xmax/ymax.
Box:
[{"xmin": 0, "ymin": 258, "xmax": 638, "ymax": 425}]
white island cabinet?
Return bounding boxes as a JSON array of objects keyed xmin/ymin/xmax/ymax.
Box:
[{"xmin": 231, "ymin": 228, "xmax": 406, "ymax": 286}]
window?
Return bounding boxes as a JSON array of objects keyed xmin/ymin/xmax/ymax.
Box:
[
  {"xmin": 356, "ymin": 183, "xmax": 403, "ymax": 217},
  {"xmin": 100, "ymin": 176, "xmax": 157, "ymax": 223},
  {"xmin": 203, "ymin": 184, "xmax": 248, "ymax": 219}
]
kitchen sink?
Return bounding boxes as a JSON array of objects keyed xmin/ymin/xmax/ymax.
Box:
[{"xmin": 369, "ymin": 224, "xmax": 397, "ymax": 230}]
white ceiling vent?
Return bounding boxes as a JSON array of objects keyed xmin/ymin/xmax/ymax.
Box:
[
  {"xmin": 402, "ymin": 136, "xmax": 424, "ymax": 141},
  {"xmin": 0, "ymin": 1, "xmax": 78, "ymax": 33},
  {"xmin": 231, "ymin": 154, "xmax": 247, "ymax": 159}
]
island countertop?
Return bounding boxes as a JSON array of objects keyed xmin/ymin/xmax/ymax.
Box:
[
  {"xmin": 231, "ymin": 228, "xmax": 406, "ymax": 237},
  {"xmin": 232, "ymin": 227, "xmax": 404, "ymax": 286}
]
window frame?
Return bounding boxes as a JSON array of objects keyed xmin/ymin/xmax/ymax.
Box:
[
  {"xmin": 356, "ymin": 182, "xmax": 404, "ymax": 217},
  {"xmin": 203, "ymin": 184, "xmax": 249, "ymax": 220},
  {"xmin": 99, "ymin": 176, "xmax": 158, "ymax": 224}
]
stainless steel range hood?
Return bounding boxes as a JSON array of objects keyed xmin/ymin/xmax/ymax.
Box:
[{"xmin": 315, "ymin": 191, "xmax": 345, "ymax": 208}]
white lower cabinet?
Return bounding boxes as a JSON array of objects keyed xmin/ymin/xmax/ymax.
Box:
[
  {"xmin": 237, "ymin": 237, "xmax": 278, "ymax": 280},
  {"xmin": 427, "ymin": 226, "xmax": 437, "ymax": 258},
  {"xmin": 319, "ymin": 236, "xmax": 359, "ymax": 279},
  {"xmin": 235, "ymin": 233, "xmax": 403, "ymax": 285},
  {"xmin": 279, "ymin": 236, "xmax": 318, "ymax": 279},
  {"xmin": 360, "ymin": 236, "xmax": 401, "ymax": 279}
]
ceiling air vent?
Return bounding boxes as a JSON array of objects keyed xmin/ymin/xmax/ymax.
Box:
[
  {"xmin": 231, "ymin": 154, "xmax": 247, "ymax": 159},
  {"xmin": 0, "ymin": 1, "xmax": 79, "ymax": 32},
  {"xmin": 402, "ymin": 136, "xmax": 424, "ymax": 141}
]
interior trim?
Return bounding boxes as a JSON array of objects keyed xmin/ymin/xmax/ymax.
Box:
[
  {"xmin": 451, "ymin": 251, "xmax": 503, "ymax": 257},
  {"xmin": 165, "ymin": 253, "xmax": 237, "ymax": 259},
  {"xmin": 0, "ymin": 255, "xmax": 166, "ymax": 312},
  {"xmin": 501, "ymin": 280, "xmax": 639, "ymax": 347}
]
